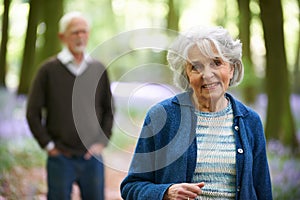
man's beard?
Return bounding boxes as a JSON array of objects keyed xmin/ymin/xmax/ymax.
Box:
[{"xmin": 73, "ymin": 43, "xmax": 86, "ymax": 53}]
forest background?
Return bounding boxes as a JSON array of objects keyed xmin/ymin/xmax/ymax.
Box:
[{"xmin": 0, "ymin": 0, "xmax": 300, "ymax": 199}]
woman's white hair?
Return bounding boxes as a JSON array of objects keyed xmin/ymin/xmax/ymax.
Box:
[
  {"xmin": 59, "ymin": 11, "xmax": 90, "ymax": 34},
  {"xmin": 167, "ymin": 26, "xmax": 244, "ymax": 91}
]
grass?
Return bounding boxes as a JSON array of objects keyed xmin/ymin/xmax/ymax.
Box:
[
  {"xmin": 0, "ymin": 138, "xmax": 47, "ymax": 198},
  {"xmin": 0, "ymin": 138, "xmax": 46, "ymax": 173},
  {"xmin": 107, "ymin": 129, "xmax": 137, "ymax": 151}
]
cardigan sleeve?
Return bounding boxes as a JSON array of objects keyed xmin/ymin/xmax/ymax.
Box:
[
  {"xmin": 121, "ymin": 102, "xmax": 178, "ymax": 200},
  {"xmin": 121, "ymin": 93, "xmax": 196, "ymax": 200},
  {"xmin": 121, "ymin": 94, "xmax": 197, "ymax": 200},
  {"xmin": 120, "ymin": 110, "xmax": 172, "ymax": 200}
]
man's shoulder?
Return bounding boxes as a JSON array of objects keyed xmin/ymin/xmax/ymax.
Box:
[
  {"xmin": 43, "ymin": 56, "xmax": 60, "ymax": 64},
  {"xmin": 87, "ymin": 58, "xmax": 106, "ymax": 69},
  {"xmin": 39, "ymin": 56, "xmax": 61, "ymax": 69},
  {"xmin": 85, "ymin": 58, "xmax": 108, "ymax": 78}
]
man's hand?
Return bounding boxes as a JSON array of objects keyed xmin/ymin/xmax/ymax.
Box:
[
  {"xmin": 84, "ymin": 143, "xmax": 105, "ymax": 160},
  {"xmin": 47, "ymin": 148, "xmax": 60, "ymax": 157}
]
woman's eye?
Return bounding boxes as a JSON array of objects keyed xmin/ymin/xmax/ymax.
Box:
[
  {"xmin": 191, "ymin": 65, "xmax": 200, "ymax": 72},
  {"xmin": 213, "ymin": 59, "xmax": 222, "ymax": 66}
]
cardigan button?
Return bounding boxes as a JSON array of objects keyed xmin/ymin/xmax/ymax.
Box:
[
  {"xmin": 234, "ymin": 126, "xmax": 239, "ymax": 131},
  {"xmin": 237, "ymin": 148, "xmax": 244, "ymax": 154}
]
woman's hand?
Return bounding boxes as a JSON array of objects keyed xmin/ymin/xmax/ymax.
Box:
[{"xmin": 163, "ymin": 182, "xmax": 205, "ymax": 200}]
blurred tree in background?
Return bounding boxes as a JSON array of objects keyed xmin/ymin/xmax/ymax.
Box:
[
  {"xmin": 259, "ymin": 0, "xmax": 297, "ymax": 149},
  {"xmin": 18, "ymin": 0, "xmax": 63, "ymax": 94},
  {"xmin": 294, "ymin": 0, "xmax": 300, "ymax": 94},
  {"xmin": 17, "ymin": 0, "xmax": 42, "ymax": 94},
  {"xmin": 0, "ymin": 0, "xmax": 10, "ymax": 88},
  {"xmin": 34, "ymin": 0, "xmax": 63, "ymax": 74},
  {"xmin": 237, "ymin": 0, "xmax": 257, "ymax": 104}
]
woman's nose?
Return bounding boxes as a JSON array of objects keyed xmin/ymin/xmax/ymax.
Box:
[{"xmin": 201, "ymin": 66, "xmax": 214, "ymax": 79}]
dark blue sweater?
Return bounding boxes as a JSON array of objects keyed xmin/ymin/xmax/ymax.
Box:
[{"xmin": 121, "ymin": 91, "xmax": 272, "ymax": 200}]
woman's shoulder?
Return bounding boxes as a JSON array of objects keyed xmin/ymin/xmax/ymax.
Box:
[
  {"xmin": 147, "ymin": 96, "xmax": 177, "ymax": 115},
  {"xmin": 151, "ymin": 91, "xmax": 190, "ymax": 110},
  {"xmin": 145, "ymin": 92, "xmax": 187, "ymax": 119},
  {"xmin": 227, "ymin": 93, "xmax": 261, "ymax": 120}
]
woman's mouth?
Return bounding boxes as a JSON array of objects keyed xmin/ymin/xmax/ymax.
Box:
[{"xmin": 202, "ymin": 82, "xmax": 219, "ymax": 89}]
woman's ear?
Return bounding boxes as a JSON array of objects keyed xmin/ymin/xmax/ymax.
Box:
[{"xmin": 228, "ymin": 63, "xmax": 235, "ymax": 86}]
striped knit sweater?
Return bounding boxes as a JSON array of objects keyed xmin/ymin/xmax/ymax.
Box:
[{"xmin": 192, "ymin": 101, "xmax": 236, "ymax": 200}]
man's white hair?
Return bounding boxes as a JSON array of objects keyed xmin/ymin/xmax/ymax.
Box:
[{"xmin": 59, "ymin": 11, "xmax": 90, "ymax": 33}]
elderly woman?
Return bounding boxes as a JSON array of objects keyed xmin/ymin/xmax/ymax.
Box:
[{"xmin": 120, "ymin": 26, "xmax": 272, "ymax": 200}]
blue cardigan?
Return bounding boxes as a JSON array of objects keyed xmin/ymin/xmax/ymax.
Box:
[{"xmin": 121, "ymin": 91, "xmax": 273, "ymax": 200}]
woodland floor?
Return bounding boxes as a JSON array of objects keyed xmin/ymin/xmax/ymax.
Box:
[{"xmin": 0, "ymin": 147, "xmax": 133, "ymax": 200}]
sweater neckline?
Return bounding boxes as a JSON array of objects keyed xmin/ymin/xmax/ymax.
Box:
[{"xmin": 194, "ymin": 99, "xmax": 232, "ymax": 118}]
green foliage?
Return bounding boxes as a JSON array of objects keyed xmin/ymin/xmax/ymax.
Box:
[
  {"xmin": 0, "ymin": 138, "xmax": 46, "ymax": 198},
  {"xmin": 0, "ymin": 138, "xmax": 46, "ymax": 173},
  {"xmin": 107, "ymin": 128, "xmax": 137, "ymax": 151},
  {"xmin": 106, "ymin": 106, "xmax": 147, "ymax": 152}
]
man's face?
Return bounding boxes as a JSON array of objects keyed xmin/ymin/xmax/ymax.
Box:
[{"xmin": 59, "ymin": 18, "xmax": 89, "ymax": 54}]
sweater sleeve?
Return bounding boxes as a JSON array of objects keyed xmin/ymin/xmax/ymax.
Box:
[
  {"xmin": 97, "ymin": 68, "xmax": 114, "ymax": 145},
  {"xmin": 26, "ymin": 66, "xmax": 52, "ymax": 148}
]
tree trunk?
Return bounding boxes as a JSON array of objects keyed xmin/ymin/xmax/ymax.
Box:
[
  {"xmin": 0, "ymin": 0, "xmax": 11, "ymax": 88},
  {"xmin": 259, "ymin": 0, "xmax": 298, "ymax": 149},
  {"xmin": 237, "ymin": 0, "xmax": 257, "ymax": 104},
  {"xmin": 214, "ymin": 0, "xmax": 227, "ymax": 27},
  {"xmin": 18, "ymin": 0, "xmax": 64, "ymax": 95},
  {"xmin": 293, "ymin": 0, "xmax": 300, "ymax": 94},
  {"xmin": 34, "ymin": 0, "xmax": 63, "ymax": 72},
  {"xmin": 167, "ymin": 0, "xmax": 179, "ymax": 31},
  {"xmin": 18, "ymin": 0, "xmax": 41, "ymax": 94},
  {"xmin": 41, "ymin": 0, "xmax": 63, "ymax": 59},
  {"xmin": 161, "ymin": 0, "xmax": 180, "ymax": 69}
]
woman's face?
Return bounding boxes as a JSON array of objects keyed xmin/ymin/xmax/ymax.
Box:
[{"xmin": 186, "ymin": 45, "xmax": 234, "ymax": 106}]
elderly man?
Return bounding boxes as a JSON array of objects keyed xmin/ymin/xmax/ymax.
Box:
[{"xmin": 26, "ymin": 11, "xmax": 114, "ymax": 200}]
